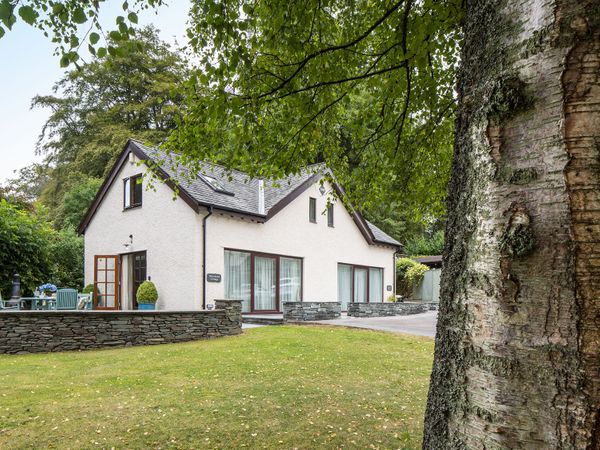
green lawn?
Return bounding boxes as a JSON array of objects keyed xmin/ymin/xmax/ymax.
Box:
[{"xmin": 0, "ymin": 325, "xmax": 433, "ymax": 449}]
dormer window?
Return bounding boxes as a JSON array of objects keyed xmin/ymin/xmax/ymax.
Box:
[
  {"xmin": 124, "ymin": 174, "xmax": 143, "ymax": 209},
  {"xmin": 200, "ymin": 174, "xmax": 234, "ymax": 195}
]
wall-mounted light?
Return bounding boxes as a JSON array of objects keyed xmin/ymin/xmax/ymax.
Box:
[
  {"xmin": 319, "ymin": 185, "xmax": 326, "ymax": 196},
  {"xmin": 123, "ymin": 234, "xmax": 133, "ymax": 250}
]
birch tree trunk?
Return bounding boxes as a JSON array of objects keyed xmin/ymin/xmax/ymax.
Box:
[{"xmin": 424, "ymin": 1, "xmax": 600, "ymax": 448}]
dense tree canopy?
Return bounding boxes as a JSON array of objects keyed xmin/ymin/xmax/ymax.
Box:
[
  {"xmin": 2, "ymin": 1, "xmax": 459, "ymax": 242},
  {"xmin": 168, "ymin": 0, "xmax": 461, "ymax": 231}
]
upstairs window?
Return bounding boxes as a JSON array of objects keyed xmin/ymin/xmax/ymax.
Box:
[
  {"xmin": 327, "ymin": 204, "xmax": 334, "ymax": 227},
  {"xmin": 309, "ymin": 197, "xmax": 317, "ymax": 223},
  {"xmin": 124, "ymin": 174, "xmax": 143, "ymax": 209}
]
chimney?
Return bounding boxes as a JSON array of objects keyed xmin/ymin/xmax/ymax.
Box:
[{"xmin": 258, "ymin": 179, "xmax": 265, "ymax": 215}]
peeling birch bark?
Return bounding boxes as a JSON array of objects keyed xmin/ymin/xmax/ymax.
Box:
[{"xmin": 423, "ymin": 1, "xmax": 600, "ymax": 448}]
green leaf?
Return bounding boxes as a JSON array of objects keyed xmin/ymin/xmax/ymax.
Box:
[
  {"xmin": 59, "ymin": 54, "xmax": 70, "ymax": 68},
  {"xmin": 18, "ymin": 5, "xmax": 38, "ymax": 25},
  {"xmin": 0, "ymin": 0, "xmax": 11, "ymax": 23},
  {"xmin": 97, "ymin": 46, "xmax": 107, "ymax": 58},
  {"xmin": 108, "ymin": 30, "xmax": 121, "ymax": 41},
  {"xmin": 72, "ymin": 7, "xmax": 87, "ymax": 24},
  {"xmin": 89, "ymin": 32, "xmax": 100, "ymax": 45},
  {"xmin": 0, "ymin": 26, "xmax": 4, "ymax": 39},
  {"xmin": 127, "ymin": 12, "xmax": 138, "ymax": 24}
]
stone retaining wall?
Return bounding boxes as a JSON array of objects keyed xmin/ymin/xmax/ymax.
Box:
[
  {"xmin": 347, "ymin": 302, "xmax": 429, "ymax": 318},
  {"xmin": 283, "ymin": 302, "xmax": 341, "ymax": 321},
  {"xmin": 0, "ymin": 299, "xmax": 242, "ymax": 354}
]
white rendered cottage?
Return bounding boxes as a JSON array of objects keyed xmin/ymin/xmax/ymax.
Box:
[{"xmin": 78, "ymin": 139, "xmax": 401, "ymax": 313}]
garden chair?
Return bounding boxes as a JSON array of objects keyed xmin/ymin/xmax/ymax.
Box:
[
  {"xmin": 52, "ymin": 289, "xmax": 78, "ymax": 310},
  {"xmin": 0, "ymin": 291, "xmax": 20, "ymax": 310},
  {"xmin": 77, "ymin": 293, "xmax": 92, "ymax": 310}
]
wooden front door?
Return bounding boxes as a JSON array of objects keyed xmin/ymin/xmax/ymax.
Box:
[
  {"xmin": 131, "ymin": 251, "xmax": 147, "ymax": 309},
  {"xmin": 93, "ymin": 255, "xmax": 119, "ymax": 310}
]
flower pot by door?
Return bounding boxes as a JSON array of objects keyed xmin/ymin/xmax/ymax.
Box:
[{"xmin": 138, "ymin": 303, "xmax": 155, "ymax": 310}]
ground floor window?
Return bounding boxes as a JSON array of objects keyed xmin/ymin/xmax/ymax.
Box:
[
  {"xmin": 224, "ymin": 249, "xmax": 302, "ymax": 313},
  {"xmin": 338, "ymin": 263, "xmax": 383, "ymax": 310}
]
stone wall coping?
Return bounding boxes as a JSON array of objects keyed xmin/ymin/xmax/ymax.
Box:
[
  {"xmin": 0, "ymin": 299, "xmax": 242, "ymax": 317},
  {"xmin": 0, "ymin": 310, "xmax": 227, "ymax": 315},
  {"xmin": 347, "ymin": 302, "xmax": 396, "ymax": 305},
  {"xmin": 282, "ymin": 301, "xmax": 340, "ymax": 305}
]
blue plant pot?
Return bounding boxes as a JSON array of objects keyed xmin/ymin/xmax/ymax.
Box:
[{"xmin": 138, "ymin": 303, "xmax": 156, "ymax": 310}]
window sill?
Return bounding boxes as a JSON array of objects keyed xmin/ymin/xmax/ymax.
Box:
[
  {"xmin": 123, "ymin": 204, "xmax": 142, "ymax": 212},
  {"xmin": 309, "ymin": 220, "xmax": 317, "ymax": 224}
]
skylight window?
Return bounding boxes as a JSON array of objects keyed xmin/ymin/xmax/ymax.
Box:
[{"xmin": 200, "ymin": 174, "xmax": 234, "ymax": 195}]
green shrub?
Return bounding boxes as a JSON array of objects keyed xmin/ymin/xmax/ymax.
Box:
[
  {"xmin": 49, "ymin": 227, "xmax": 84, "ymax": 289},
  {"xmin": 395, "ymin": 257, "xmax": 429, "ymax": 299},
  {"xmin": 82, "ymin": 284, "xmax": 94, "ymax": 294},
  {"xmin": 405, "ymin": 263, "xmax": 428, "ymax": 287},
  {"xmin": 386, "ymin": 294, "xmax": 397, "ymax": 303},
  {"xmin": 136, "ymin": 280, "xmax": 158, "ymax": 303},
  {"xmin": 0, "ymin": 200, "xmax": 53, "ymax": 297}
]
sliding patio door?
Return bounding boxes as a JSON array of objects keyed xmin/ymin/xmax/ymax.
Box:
[
  {"xmin": 94, "ymin": 255, "xmax": 119, "ymax": 310},
  {"xmin": 254, "ymin": 256, "xmax": 277, "ymax": 311},
  {"xmin": 224, "ymin": 250, "xmax": 302, "ymax": 312}
]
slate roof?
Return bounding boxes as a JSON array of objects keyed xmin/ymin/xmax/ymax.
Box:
[
  {"xmin": 79, "ymin": 139, "xmax": 401, "ymax": 249},
  {"xmin": 131, "ymin": 140, "xmax": 323, "ymax": 217}
]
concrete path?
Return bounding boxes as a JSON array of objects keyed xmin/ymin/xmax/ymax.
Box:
[{"xmin": 307, "ymin": 311, "xmax": 438, "ymax": 337}]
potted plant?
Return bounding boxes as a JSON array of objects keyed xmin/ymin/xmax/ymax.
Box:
[
  {"xmin": 136, "ymin": 280, "xmax": 158, "ymax": 310},
  {"xmin": 38, "ymin": 283, "xmax": 57, "ymax": 297}
]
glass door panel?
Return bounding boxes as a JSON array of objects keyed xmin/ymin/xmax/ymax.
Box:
[
  {"xmin": 225, "ymin": 250, "xmax": 251, "ymax": 313},
  {"xmin": 353, "ymin": 268, "xmax": 368, "ymax": 303},
  {"xmin": 254, "ymin": 256, "xmax": 277, "ymax": 311},
  {"xmin": 94, "ymin": 255, "xmax": 119, "ymax": 310},
  {"xmin": 338, "ymin": 264, "xmax": 353, "ymax": 311},
  {"xmin": 369, "ymin": 268, "xmax": 383, "ymax": 302}
]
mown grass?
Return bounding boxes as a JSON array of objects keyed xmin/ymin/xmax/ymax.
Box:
[{"xmin": 0, "ymin": 325, "xmax": 433, "ymax": 449}]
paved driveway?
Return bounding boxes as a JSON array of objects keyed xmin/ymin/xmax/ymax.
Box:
[{"xmin": 309, "ymin": 311, "xmax": 438, "ymax": 337}]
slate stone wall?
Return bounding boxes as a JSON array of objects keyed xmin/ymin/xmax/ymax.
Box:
[
  {"xmin": 283, "ymin": 302, "xmax": 341, "ymax": 321},
  {"xmin": 0, "ymin": 299, "xmax": 242, "ymax": 354},
  {"xmin": 347, "ymin": 302, "xmax": 428, "ymax": 317}
]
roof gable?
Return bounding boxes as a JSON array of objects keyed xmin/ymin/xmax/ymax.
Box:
[{"xmin": 78, "ymin": 139, "xmax": 401, "ymax": 249}]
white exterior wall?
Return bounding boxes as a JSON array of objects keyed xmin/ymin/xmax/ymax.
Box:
[
  {"xmin": 84, "ymin": 153, "xmax": 203, "ymax": 310},
  {"xmin": 204, "ymin": 181, "xmax": 396, "ymax": 307}
]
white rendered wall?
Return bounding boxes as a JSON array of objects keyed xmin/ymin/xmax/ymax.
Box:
[
  {"xmin": 83, "ymin": 153, "xmax": 202, "ymax": 310},
  {"xmin": 204, "ymin": 180, "xmax": 396, "ymax": 307}
]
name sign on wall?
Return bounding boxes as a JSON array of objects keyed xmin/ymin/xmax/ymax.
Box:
[{"xmin": 206, "ymin": 273, "xmax": 222, "ymax": 282}]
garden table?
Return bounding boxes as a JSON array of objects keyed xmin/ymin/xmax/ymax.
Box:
[{"xmin": 18, "ymin": 297, "xmax": 55, "ymax": 310}]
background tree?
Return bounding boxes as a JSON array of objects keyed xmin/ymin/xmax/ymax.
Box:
[
  {"xmin": 0, "ymin": 200, "xmax": 52, "ymax": 297},
  {"xmin": 30, "ymin": 25, "xmax": 188, "ymax": 218},
  {"xmin": 0, "ymin": 25, "xmax": 188, "ymax": 294}
]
